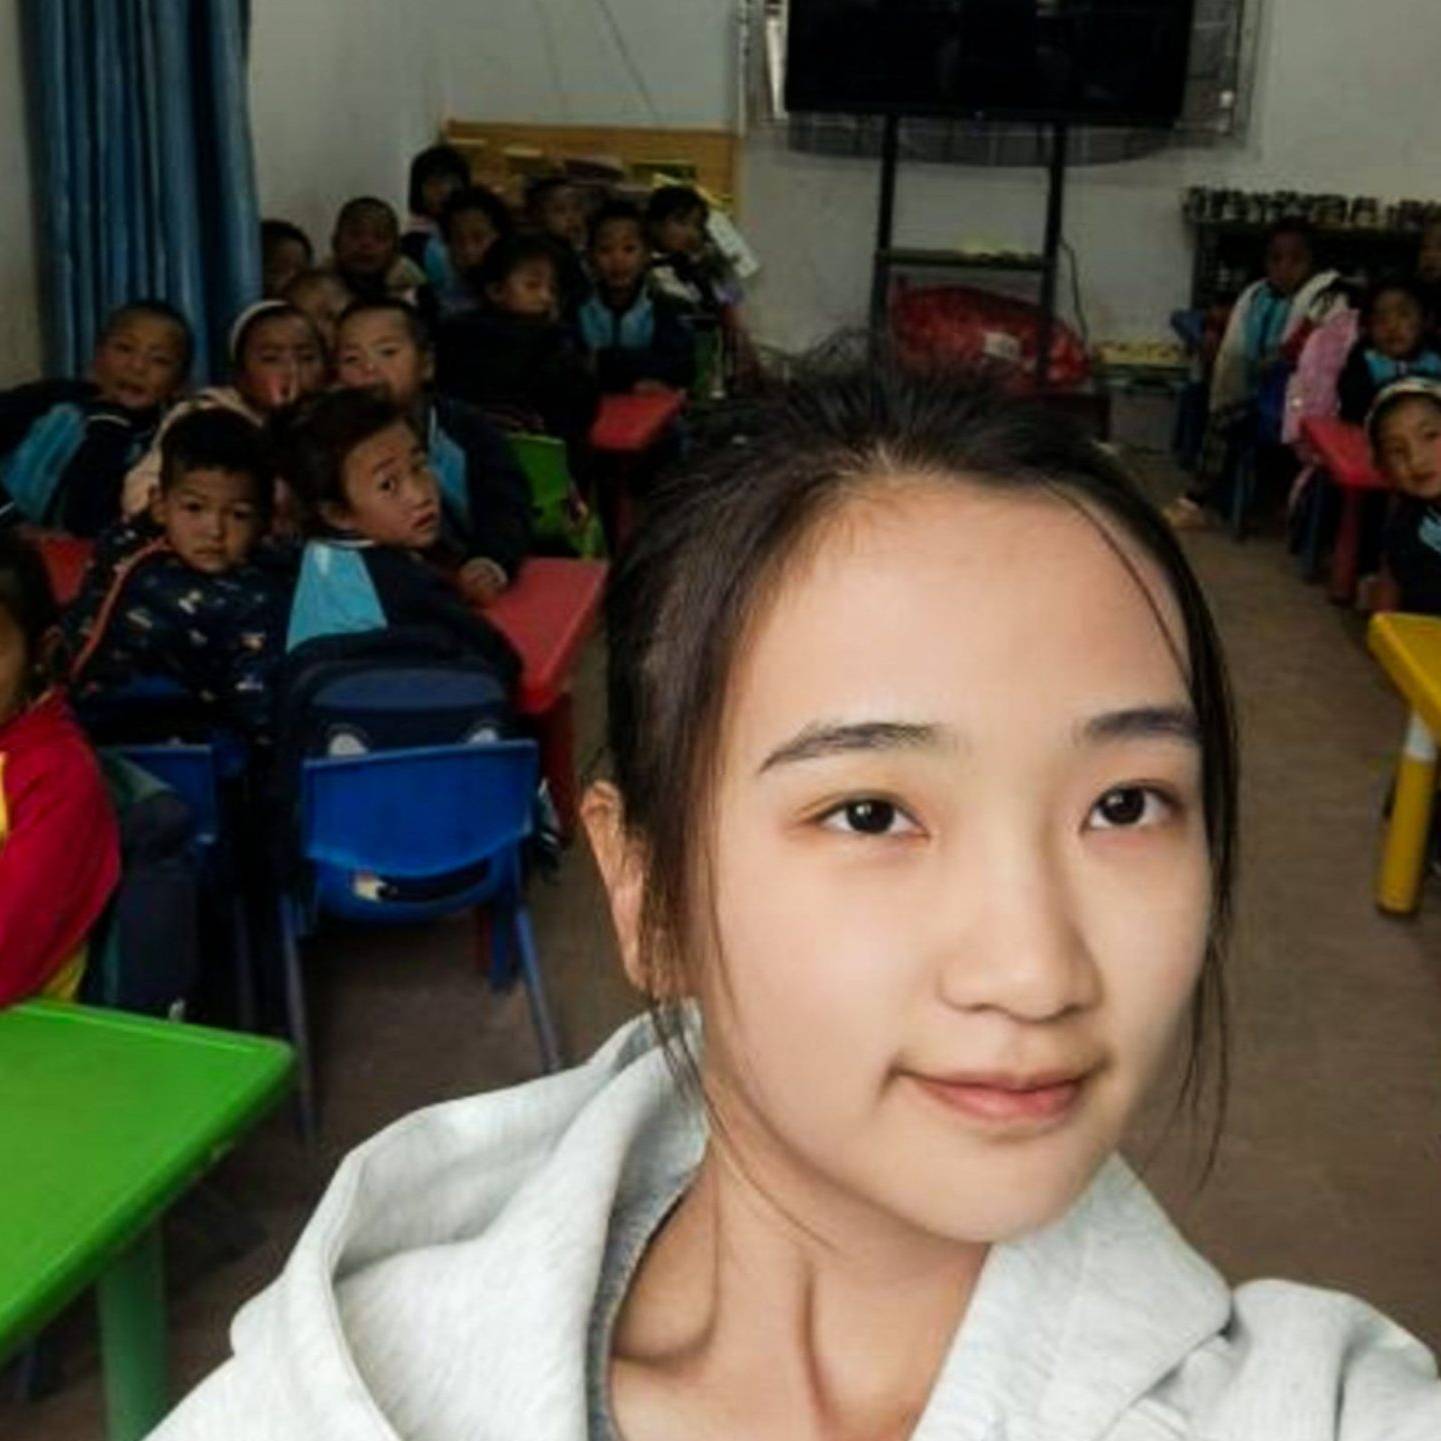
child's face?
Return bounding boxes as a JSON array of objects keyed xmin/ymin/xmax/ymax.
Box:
[
  {"xmin": 91, "ymin": 315, "xmax": 188, "ymax": 413},
  {"xmin": 1376, "ymin": 398, "xmax": 1441, "ymax": 498},
  {"xmin": 447, "ymin": 208, "xmax": 502, "ymax": 276},
  {"xmin": 1264, "ymin": 233, "xmax": 1313, "ymax": 297},
  {"xmin": 538, "ymin": 186, "xmax": 587, "ymax": 249},
  {"xmin": 286, "ymin": 276, "xmax": 353, "ymax": 355},
  {"xmin": 1370, "ymin": 290, "xmax": 1425, "ymax": 360},
  {"xmin": 421, "ymin": 172, "xmax": 464, "ymax": 221},
  {"xmin": 325, "ymin": 419, "xmax": 441, "ymax": 550},
  {"xmin": 489, "ymin": 258, "xmax": 558, "ymax": 319},
  {"xmin": 153, "ymin": 467, "xmax": 264, "ymax": 574},
  {"xmin": 335, "ymin": 311, "xmax": 432, "ymax": 410},
  {"xmin": 334, "ymin": 208, "xmax": 400, "ymax": 282},
  {"xmin": 1419, "ymin": 223, "xmax": 1441, "ymax": 285},
  {"xmin": 236, "ymin": 315, "xmax": 327, "ymax": 411},
  {"xmin": 263, "ymin": 237, "xmax": 311, "ymax": 299},
  {"xmin": 656, "ymin": 206, "xmax": 706, "ymax": 257},
  {"xmin": 618, "ymin": 484, "xmax": 1209, "ymax": 1244},
  {"xmin": 591, "ymin": 219, "xmax": 649, "ymax": 296}
]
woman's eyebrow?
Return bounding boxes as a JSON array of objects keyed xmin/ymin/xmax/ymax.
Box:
[
  {"xmin": 1078, "ymin": 704, "xmax": 1200, "ymax": 746},
  {"xmin": 758, "ymin": 720, "xmax": 955, "ymax": 774}
]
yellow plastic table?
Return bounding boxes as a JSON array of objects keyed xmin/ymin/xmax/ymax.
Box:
[
  {"xmin": 0, "ymin": 1001, "xmax": 292, "ymax": 1440},
  {"xmin": 1368, "ymin": 613, "xmax": 1441, "ymax": 913}
]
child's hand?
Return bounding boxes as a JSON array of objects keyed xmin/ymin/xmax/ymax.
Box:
[{"xmin": 459, "ymin": 557, "xmax": 508, "ymax": 606}]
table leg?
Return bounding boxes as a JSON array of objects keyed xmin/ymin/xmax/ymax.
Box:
[
  {"xmin": 537, "ymin": 692, "xmax": 578, "ymax": 837},
  {"xmin": 95, "ymin": 1225, "xmax": 167, "ymax": 1441},
  {"xmin": 1329, "ymin": 488, "xmax": 1363, "ymax": 603},
  {"xmin": 1378, "ymin": 711, "xmax": 1438, "ymax": 915}
]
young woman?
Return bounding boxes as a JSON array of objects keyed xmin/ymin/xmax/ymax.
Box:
[{"xmin": 153, "ymin": 355, "xmax": 1441, "ymax": 1440}]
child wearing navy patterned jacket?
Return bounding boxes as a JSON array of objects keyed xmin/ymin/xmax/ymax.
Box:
[
  {"xmin": 62, "ymin": 408, "xmax": 292, "ymax": 740},
  {"xmin": 0, "ymin": 301, "xmax": 192, "ymax": 537},
  {"xmin": 577, "ymin": 201, "xmax": 695, "ymax": 395}
]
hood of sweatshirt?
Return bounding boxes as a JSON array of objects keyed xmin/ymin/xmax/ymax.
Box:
[{"xmin": 153, "ymin": 1015, "xmax": 1441, "ymax": 1441}]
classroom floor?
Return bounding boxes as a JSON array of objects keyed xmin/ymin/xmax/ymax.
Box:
[{"xmin": 8, "ymin": 446, "xmax": 1441, "ymax": 1438}]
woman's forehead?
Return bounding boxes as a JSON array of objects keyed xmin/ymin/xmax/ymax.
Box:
[{"xmin": 724, "ymin": 480, "xmax": 1188, "ymax": 752}]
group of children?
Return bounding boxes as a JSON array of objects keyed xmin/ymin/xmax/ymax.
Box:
[
  {"xmin": 1166, "ymin": 216, "xmax": 1441, "ymax": 615},
  {"xmin": 0, "ymin": 144, "xmax": 748, "ymax": 1005}
]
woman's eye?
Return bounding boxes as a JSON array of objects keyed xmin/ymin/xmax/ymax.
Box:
[
  {"xmin": 1087, "ymin": 786, "xmax": 1171, "ymax": 831},
  {"xmin": 818, "ymin": 799, "xmax": 919, "ymax": 838}
]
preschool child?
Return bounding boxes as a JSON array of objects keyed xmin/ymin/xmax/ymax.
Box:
[
  {"xmin": 1372, "ymin": 379, "xmax": 1441, "ymax": 614},
  {"xmin": 645, "ymin": 184, "xmax": 741, "ymax": 319},
  {"xmin": 1167, "ymin": 218, "xmax": 1346, "ymax": 529},
  {"xmin": 328, "ymin": 197, "xmax": 426, "ymax": 304},
  {"xmin": 278, "ymin": 388, "xmax": 518, "ymax": 680},
  {"xmin": 1337, "ymin": 278, "xmax": 1441, "ymax": 423},
  {"xmin": 152, "ymin": 354, "xmax": 1441, "ymax": 1440},
  {"xmin": 418, "ymin": 185, "xmax": 516, "ymax": 324},
  {"xmin": 434, "ymin": 234, "xmax": 598, "ymax": 466},
  {"xmin": 261, "ymin": 220, "xmax": 314, "ymax": 299},
  {"xmin": 577, "ymin": 200, "xmax": 695, "ymax": 394},
  {"xmin": 333, "ymin": 298, "xmax": 532, "ymax": 602},
  {"xmin": 401, "ymin": 144, "xmax": 472, "ymax": 286},
  {"xmin": 64, "ymin": 408, "xmax": 292, "ymax": 741},
  {"xmin": 124, "ymin": 300, "xmax": 326, "ymax": 516},
  {"xmin": 0, "ymin": 531, "xmax": 119, "ymax": 1006},
  {"xmin": 0, "ymin": 300, "xmax": 192, "ymax": 537},
  {"xmin": 525, "ymin": 177, "xmax": 591, "ymax": 314},
  {"xmin": 282, "ymin": 269, "xmax": 354, "ymax": 360}
]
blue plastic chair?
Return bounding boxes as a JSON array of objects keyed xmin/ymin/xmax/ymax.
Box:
[
  {"xmin": 108, "ymin": 741, "xmax": 256, "ymax": 1028},
  {"xmin": 277, "ymin": 739, "xmax": 562, "ymax": 1139}
]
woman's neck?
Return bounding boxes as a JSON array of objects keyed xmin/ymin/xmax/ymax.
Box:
[{"xmin": 611, "ymin": 1130, "xmax": 986, "ymax": 1441}]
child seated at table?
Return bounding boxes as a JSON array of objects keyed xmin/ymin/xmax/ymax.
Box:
[
  {"xmin": 282, "ymin": 269, "xmax": 354, "ymax": 361},
  {"xmin": 124, "ymin": 300, "xmax": 327, "ymax": 517},
  {"xmin": 434, "ymin": 235, "xmax": 599, "ymax": 472},
  {"xmin": 64, "ymin": 409, "xmax": 293, "ymax": 742},
  {"xmin": 577, "ymin": 201, "xmax": 695, "ymax": 396},
  {"xmin": 0, "ymin": 300, "xmax": 193, "ymax": 537},
  {"xmin": 278, "ymin": 389, "xmax": 518, "ymax": 682},
  {"xmin": 1372, "ymin": 379, "xmax": 1441, "ymax": 614},
  {"xmin": 334, "ymin": 298, "xmax": 532, "ymax": 604},
  {"xmin": 525, "ymin": 177, "xmax": 591, "ymax": 315},
  {"xmin": 328, "ymin": 197, "xmax": 426, "ymax": 304},
  {"xmin": 402, "ymin": 144, "xmax": 471, "ymax": 286},
  {"xmin": 1337, "ymin": 279, "xmax": 1441, "ymax": 424},
  {"xmin": 417, "ymin": 185, "xmax": 516, "ymax": 325},
  {"xmin": 261, "ymin": 219, "xmax": 314, "ymax": 299},
  {"xmin": 0, "ymin": 531, "xmax": 119, "ymax": 1005},
  {"xmin": 646, "ymin": 184, "xmax": 741, "ymax": 320}
]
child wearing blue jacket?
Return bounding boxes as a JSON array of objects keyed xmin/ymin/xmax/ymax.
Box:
[{"xmin": 0, "ymin": 300, "xmax": 192, "ymax": 536}]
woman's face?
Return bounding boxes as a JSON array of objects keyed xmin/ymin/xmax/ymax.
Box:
[{"xmin": 694, "ymin": 482, "xmax": 1210, "ymax": 1244}]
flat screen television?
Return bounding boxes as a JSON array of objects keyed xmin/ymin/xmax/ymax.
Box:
[{"xmin": 784, "ymin": 0, "xmax": 1196, "ymax": 127}]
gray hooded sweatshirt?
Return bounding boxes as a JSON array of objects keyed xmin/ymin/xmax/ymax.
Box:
[{"xmin": 151, "ymin": 1017, "xmax": 1441, "ymax": 1440}]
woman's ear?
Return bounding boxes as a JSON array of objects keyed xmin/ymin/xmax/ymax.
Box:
[{"xmin": 581, "ymin": 781, "xmax": 651, "ymax": 995}]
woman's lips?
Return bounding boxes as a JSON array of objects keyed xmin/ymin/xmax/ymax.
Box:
[{"xmin": 910, "ymin": 1070, "xmax": 1089, "ymax": 1126}]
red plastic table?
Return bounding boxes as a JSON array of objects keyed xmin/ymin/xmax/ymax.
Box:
[
  {"xmin": 1299, "ymin": 417, "xmax": 1390, "ymax": 603},
  {"xmin": 29, "ymin": 529, "xmax": 93, "ymax": 606},
  {"xmin": 483, "ymin": 557, "xmax": 608, "ymax": 829},
  {"xmin": 589, "ymin": 390, "xmax": 686, "ymax": 454}
]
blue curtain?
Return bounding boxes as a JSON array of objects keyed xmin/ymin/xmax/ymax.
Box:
[{"xmin": 22, "ymin": 0, "xmax": 260, "ymax": 382}]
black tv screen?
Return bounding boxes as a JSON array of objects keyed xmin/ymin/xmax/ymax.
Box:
[{"xmin": 785, "ymin": 0, "xmax": 1196, "ymax": 127}]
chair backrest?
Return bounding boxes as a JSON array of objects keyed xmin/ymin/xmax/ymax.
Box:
[
  {"xmin": 300, "ymin": 739, "xmax": 538, "ymax": 880},
  {"xmin": 506, "ymin": 432, "xmax": 606, "ymax": 558},
  {"xmin": 107, "ymin": 743, "xmax": 222, "ymax": 849}
]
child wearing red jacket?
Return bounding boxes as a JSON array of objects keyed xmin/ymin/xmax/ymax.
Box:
[{"xmin": 0, "ymin": 532, "xmax": 119, "ymax": 1004}]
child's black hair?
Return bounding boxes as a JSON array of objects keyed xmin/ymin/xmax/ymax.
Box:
[
  {"xmin": 587, "ymin": 198, "xmax": 647, "ymax": 250},
  {"xmin": 407, "ymin": 144, "xmax": 471, "ymax": 216},
  {"xmin": 646, "ymin": 184, "xmax": 708, "ymax": 232},
  {"xmin": 0, "ymin": 531, "xmax": 59, "ymax": 697},
  {"xmin": 159, "ymin": 408, "xmax": 276, "ymax": 517},
  {"xmin": 525, "ymin": 176, "xmax": 578, "ymax": 214},
  {"xmin": 276, "ymin": 388, "xmax": 418, "ymax": 529},
  {"xmin": 439, "ymin": 185, "xmax": 515, "ymax": 245},
  {"xmin": 100, "ymin": 299, "xmax": 195, "ymax": 379},
  {"xmin": 1360, "ymin": 274, "xmax": 1427, "ymax": 327},
  {"xmin": 475, "ymin": 233, "xmax": 561, "ymax": 295},
  {"xmin": 1265, "ymin": 217, "xmax": 1315, "ymax": 252},
  {"xmin": 261, "ymin": 219, "xmax": 313, "ymax": 261},
  {"xmin": 1365, "ymin": 379, "xmax": 1441, "ymax": 446},
  {"xmin": 334, "ymin": 196, "xmax": 400, "ymax": 236},
  {"xmin": 336, "ymin": 297, "xmax": 432, "ymax": 352}
]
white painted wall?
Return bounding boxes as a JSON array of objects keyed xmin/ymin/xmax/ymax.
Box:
[
  {"xmin": 248, "ymin": 0, "xmax": 445, "ymax": 254},
  {"xmin": 0, "ymin": 0, "xmax": 42, "ymax": 384}
]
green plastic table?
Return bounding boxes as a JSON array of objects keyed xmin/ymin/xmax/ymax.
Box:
[{"xmin": 0, "ymin": 1001, "xmax": 293, "ymax": 1440}]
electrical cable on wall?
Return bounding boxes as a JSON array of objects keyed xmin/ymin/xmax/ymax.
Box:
[
  {"xmin": 1061, "ymin": 238, "xmax": 1090, "ymax": 349},
  {"xmin": 586, "ymin": 0, "xmax": 662, "ymax": 123},
  {"xmin": 536, "ymin": 0, "xmax": 574, "ymax": 121}
]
